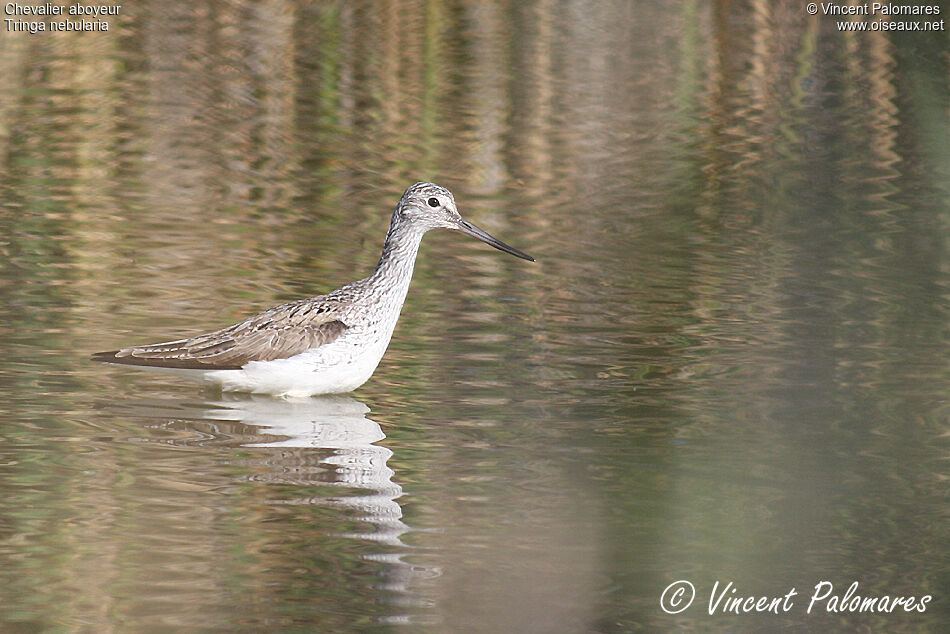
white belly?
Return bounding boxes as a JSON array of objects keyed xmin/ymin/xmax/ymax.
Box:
[{"xmin": 199, "ymin": 333, "xmax": 392, "ymax": 398}]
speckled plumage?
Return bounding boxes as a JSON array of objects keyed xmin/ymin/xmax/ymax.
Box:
[{"xmin": 93, "ymin": 182, "xmax": 534, "ymax": 397}]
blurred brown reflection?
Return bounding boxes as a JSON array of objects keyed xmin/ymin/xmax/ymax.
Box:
[{"xmin": 1, "ymin": 0, "xmax": 949, "ymax": 631}]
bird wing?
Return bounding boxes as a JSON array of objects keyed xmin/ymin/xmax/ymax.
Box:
[{"xmin": 92, "ymin": 298, "xmax": 349, "ymax": 370}]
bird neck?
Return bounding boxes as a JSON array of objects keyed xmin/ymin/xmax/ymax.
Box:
[{"xmin": 368, "ymin": 213, "xmax": 427, "ymax": 293}]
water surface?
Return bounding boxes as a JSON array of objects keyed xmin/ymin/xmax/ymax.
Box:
[{"xmin": 1, "ymin": 2, "xmax": 949, "ymax": 631}]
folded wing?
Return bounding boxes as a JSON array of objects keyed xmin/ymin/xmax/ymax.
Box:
[{"xmin": 92, "ymin": 298, "xmax": 349, "ymax": 370}]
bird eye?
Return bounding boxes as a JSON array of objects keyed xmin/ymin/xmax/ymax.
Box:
[{"xmin": 427, "ymin": 197, "xmax": 440, "ymax": 208}]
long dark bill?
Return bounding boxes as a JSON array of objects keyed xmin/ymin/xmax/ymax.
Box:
[{"xmin": 456, "ymin": 219, "xmax": 535, "ymax": 262}]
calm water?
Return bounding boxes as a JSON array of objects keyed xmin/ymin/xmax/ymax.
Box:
[{"xmin": 2, "ymin": 2, "xmax": 949, "ymax": 632}]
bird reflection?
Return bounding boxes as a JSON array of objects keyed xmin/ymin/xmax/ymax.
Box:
[
  {"xmin": 204, "ymin": 395, "xmax": 408, "ymax": 547},
  {"xmin": 106, "ymin": 393, "xmax": 437, "ymax": 607}
]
